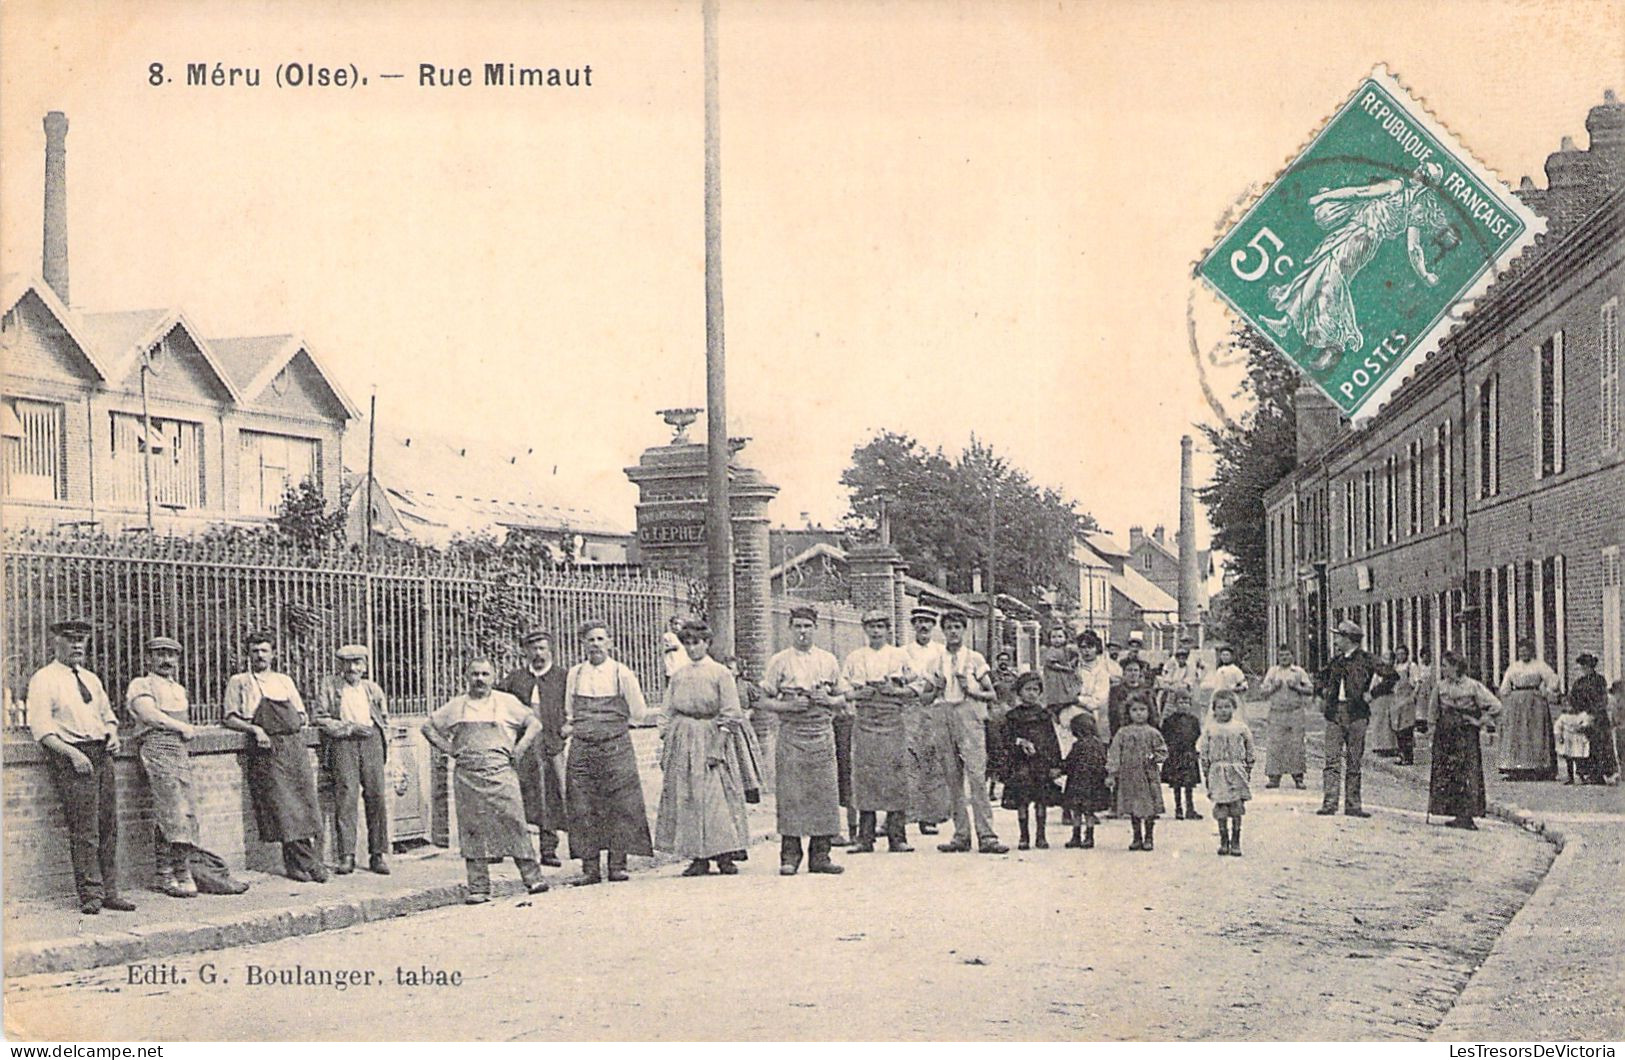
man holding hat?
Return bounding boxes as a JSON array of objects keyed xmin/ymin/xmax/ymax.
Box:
[
  {"xmin": 758, "ymin": 604, "xmax": 848, "ymax": 874},
  {"xmin": 497, "ymin": 628, "xmax": 568, "ymax": 867},
  {"xmin": 27, "ymin": 619, "xmax": 134, "ymax": 914},
  {"xmin": 1315, "ymin": 619, "xmax": 1386, "ymax": 817},
  {"xmin": 224, "ymin": 634, "xmax": 327, "ymax": 881},
  {"xmin": 935, "ymin": 611, "xmax": 1009, "ymax": 854},
  {"xmin": 315, "ymin": 645, "xmax": 391, "ymax": 875},
  {"xmin": 128, "ymin": 636, "xmax": 250, "ymax": 898},
  {"xmin": 903, "ymin": 606, "xmax": 953, "ymax": 834}
]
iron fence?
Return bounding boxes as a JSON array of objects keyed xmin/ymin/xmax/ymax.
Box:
[{"xmin": 1, "ymin": 532, "xmax": 689, "ymax": 728}]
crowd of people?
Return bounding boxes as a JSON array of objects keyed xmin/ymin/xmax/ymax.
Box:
[{"xmin": 21, "ymin": 606, "xmax": 1625, "ymax": 914}]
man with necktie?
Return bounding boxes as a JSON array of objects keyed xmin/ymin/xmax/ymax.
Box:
[
  {"xmin": 27, "ymin": 618, "xmax": 135, "ymax": 914},
  {"xmin": 1315, "ymin": 620, "xmax": 1388, "ymax": 818}
]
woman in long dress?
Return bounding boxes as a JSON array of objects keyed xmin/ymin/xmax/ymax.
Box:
[
  {"xmin": 654, "ymin": 620, "xmax": 751, "ymax": 876},
  {"xmin": 1572, "ymin": 653, "xmax": 1618, "ymax": 784},
  {"xmin": 1497, "ymin": 639, "xmax": 1560, "ymax": 780},
  {"xmin": 1257, "ymin": 645, "xmax": 1313, "ymax": 788},
  {"xmin": 1262, "ymin": 160, "xmax": 1449, "ymax": 372},
  {"xmin": 1428, "ymin": 651, "xmax": 1502, "ymax": 829}
]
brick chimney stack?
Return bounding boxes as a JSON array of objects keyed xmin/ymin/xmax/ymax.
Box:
[
  {"xmin": 42, "ymin": 112, "xmax": 69, "ymax": 304},
  {"xmin": 1129, "ymin": 526, "xmax": 1145, "ymax": 551},
  {"xmin": 1294, "ymin": 384, "xmax": 1344, "ymax": 463}
]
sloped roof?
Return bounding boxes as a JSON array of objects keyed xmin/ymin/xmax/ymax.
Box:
[
  {"xmin": 353, "ymin": 428, "xmax": 629, "ymax": 546},
  {"xmin": 1084, "ymin": 531, "xmax": 1130, "ymax": 559},
  {"xmin": 210, "ymin": 334, "xmax": 359, "ymax": 419},
  {"xmin": 1116, "ymin": 564, "xmax": 1178, "ymax": 613},
  {"xmin": 77, "ymin": 307, "xmax": 244, "ymax": 403},
  {"xmin": 1, "ymin": 274, "xmax": 109, "ymax": 380}
]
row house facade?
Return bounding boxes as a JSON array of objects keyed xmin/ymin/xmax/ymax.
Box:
[{"xmin": 1265, "ymin": 91, "xmax": 1625, "ymax": 688}]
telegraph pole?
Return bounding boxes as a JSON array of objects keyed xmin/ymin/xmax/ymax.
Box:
[{"xmin": 703, "ymin": 0, "xmax": 734, "ymax": 652}]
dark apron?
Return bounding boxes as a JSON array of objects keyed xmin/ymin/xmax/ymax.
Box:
[
  {"xmin": 245, "ymin": 695, "xmax": 320, "ymax": 843},
  {"xmin": 451, "ymin": 721, "xmax": 536, "ymax": 860},
  {"xmin": 774, "ymin": 709, "xmax": 841, "ymax": 836},
  {"xmin": 565, "ymin": 690, "xmax": 653, "ymax": 858},
  {"xmin": 138, "ymin": 730, "xmax": 200, "ymax": 846},
  {"xmin": 851, "ymin": 699, "xmax": 909, "ymax": 812}
]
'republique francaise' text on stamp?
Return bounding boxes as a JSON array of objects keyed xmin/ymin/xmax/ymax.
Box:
[{"xmin": 1197, "ymin": 65, "xmax": 1545, "ymax": 422}]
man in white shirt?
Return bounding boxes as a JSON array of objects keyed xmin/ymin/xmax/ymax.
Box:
[
  {"xmin": 902, "ymin": 607, "xmax": 952, "ymax": 834},
  {"xmin": 314, "ymin": 645, "xmax": 391, "ymax": 876},
  {"xmin": 934, "ymin": 612, "xmax": 1009, "ymax": 854},
  {"xmin": 27, "ymin": 619, "xmax": 134, "ymax": 915},
  {"xmin": 759, "ymin": 605, "xmax": 848, "ymax": 875},
  {"xmin": 563, "ymin": 622, "xmax": 654, "ymax": 884}
]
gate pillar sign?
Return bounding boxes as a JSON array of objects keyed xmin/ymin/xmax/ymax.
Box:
[{"xmin": 625, "ymin": 410, "xmax": 779, "ymax": 677}]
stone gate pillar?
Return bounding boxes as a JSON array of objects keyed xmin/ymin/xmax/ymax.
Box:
[{"xmin": 848, "ymin": 544, "xmax": 906, "ymax": 646}]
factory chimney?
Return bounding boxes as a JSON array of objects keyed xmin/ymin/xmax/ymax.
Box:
[
  {"xmin": 42, "ymin": 112, "xmax": 70, "ymax": 304},
  {"xmin": 1177, "ymin": 435, "xmax": 1199, "ymax": 628}
]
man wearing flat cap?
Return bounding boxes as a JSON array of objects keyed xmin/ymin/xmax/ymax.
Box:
[
  {"xmin": 902, "ymin": 606, "xmax": 953, "ymax": 835},
  {"xmin": 128, "ymin": 636, "xmax": 250, "ymax": 898},
  {"xmin": 1315, "ymin": 619, "xmax": 1388, "ymax": 818},
  {"xmin": 841, "ymin": 608, "xmax": 924, "ymax": 853},
  {"xmin": 496, "ymin": 628, "xmax": 568, "ymax": 867},
  {"xmin": 27, "ymin": 619, "xmax": 134, "ymax": 914},
  {"xmin": 315, "ymin": 645, "xmax": 391, "ymax": 875},
  {"xmin": 759, "ymin": 604, "xmax": 848, "ymax": 874}
]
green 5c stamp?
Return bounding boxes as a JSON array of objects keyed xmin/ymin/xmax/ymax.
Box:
[{"xmin": 1198, "ymin": 66, "xmax": 1544, "ymax": 421}]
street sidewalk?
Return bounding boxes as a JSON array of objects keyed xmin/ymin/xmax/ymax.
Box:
[
  {"xmin": 1310, "ymin": 713, "xmax": 1625, "ymax": 1042},
  {"xmin": 3, "ymin": 802, "xmax": 781, "ymax": 979}
]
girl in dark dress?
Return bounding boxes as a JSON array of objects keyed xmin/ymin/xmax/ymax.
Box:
[
  {"xmin": 1061, "ymin": 712, "xmax": 1109, "ymax": 848},
  {"xmin": 1159, "ymin": 690, "xmax": 1204, "ymax": 820},
  {"xmin": 1002, "ymin": 672, "xmax": 1063, "ymax": 849},
  {"xmin": 1572, "ymin": 654, "xmax": 1617, "ymax": 784},
  {"xmin": 1428, "ymin": 650, "xmax": 1502, "ymax": 829}
]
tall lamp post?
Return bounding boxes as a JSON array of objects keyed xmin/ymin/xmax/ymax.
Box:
[{"xmin": 703, "ymin": 0, "xmax": 734, "ymax": 652}]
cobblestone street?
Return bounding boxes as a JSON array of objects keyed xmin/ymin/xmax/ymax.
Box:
[{"xmin": 4, "ymin": 770, "xmax": 1552, "ymax": 1041}]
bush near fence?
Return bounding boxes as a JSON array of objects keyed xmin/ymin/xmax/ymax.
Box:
[{"xmin": 1, "ymin": 531, "xmax": 690, "ymax": 727}]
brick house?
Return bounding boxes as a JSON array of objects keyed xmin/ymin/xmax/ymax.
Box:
[
  {"xmin": 1071, "ymin": 532, "xmax": 1181, "ymax": 652},
  {"xmin": 1126, "ymin": 525, "xmax": 1212, "ymax": 626},
  {"xmin": 1264, "ymin": 91, "xmax": 1625, "ymax": 687}
]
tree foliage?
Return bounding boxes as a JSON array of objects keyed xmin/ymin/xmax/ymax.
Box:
[
  {"xmin": 840, "ymin": 430, "xmax": 1094, "ymax": 605},
  {"xmin": 1196, "ymin": 325, "xmax": 1300, "ymax": 665}
]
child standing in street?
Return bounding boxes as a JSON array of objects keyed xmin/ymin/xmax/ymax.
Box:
[
  {"xmin": 1199, "ymin": 690, "xmax": 1255, "ymax": 856},
  {"xmin": 1106, "ymin": 694, "xmax": 1167, "ymax": 851},
  {"xmin": 1062, "ymin": 711, "xmax": 1109, "ymax": 848},
  {"xmin": 1553, "ymin": 694, "xmax": 1591, "ymax": 785},
  {"xmin": 1002, "ymin": 672, "xmax": 1063, "ymax": 849},
  {"xmin": 1159, "ymin": 690, "xmax": 1204, "ymax": 820}
]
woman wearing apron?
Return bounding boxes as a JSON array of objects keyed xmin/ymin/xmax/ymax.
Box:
[
  {"xmin": 223, "ymin": 635, "xmax": 326, "ymax": 882},
  {"xmin": 1258, "ymin": 645, "xmax": 1313, "ymax": 788},
  {"xmin": 423, "ymin": 658, "xmax": 548, "ymax": 902},
  {"xmin": 654, "ymin": 620, "xmax": 751, "ymax": 876},
  {"xmin": 1497, "ymin": 639, "xmax": 1560, "ymax": 780},
  {"xmin": 1428, "ymin": 650, "xmax": 1502, "ymax": 828},
  {"xmin": 127, "ymin": 637, "xmax": 249, "ymax": 898},
  {"xmin": 564, "ymin": 622, "xmax": 654, "ymax": 885}
]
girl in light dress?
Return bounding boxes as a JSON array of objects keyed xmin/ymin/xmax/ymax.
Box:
[
  {"xmin": 1553, "ymin": 695, "xmax": 1591, "ymax": 786},
  {"xmin": 1198, "ymin": 691, "xmax": 1255, "ymax": 857}
]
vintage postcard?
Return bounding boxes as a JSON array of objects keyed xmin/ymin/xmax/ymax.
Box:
[{"xmin": 2, "ymin": 0, "xmax": 1622, "ymax": 1047}]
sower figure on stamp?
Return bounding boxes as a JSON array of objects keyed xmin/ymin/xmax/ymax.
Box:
[
  {"xmin": 422, "ymin": 657, "xmax": 549, "ymax": 902},
  {"xmin": 934, "ymin": 611, "xmax": 1008, "ymax": 855},
  {"xmin": 902, "ymin": 607, "xmax": 953, "ymax": 835},
  {"xmin": 563, "ymin": 621, "xmax": 654, "ymax": 885},
  {"xmin": 842, "ymin": 609, "xmax": 921, "ymax": 854},
  {"xmin": 27, "ymin": 618, "xmax": 135, "ymax": 914},
  {"xmin": 224, "ymin": 633, "xmax": 327, "ymax": 882},
  {"xmin": 314, "ymin": 645, "xmax": 391, "ymax": 876},
  {"xmin": 128, "ymin": 636, "xmax": 249, "ymax": 898},
  {"xmin": 758, "ymin": 605, "xmax": 847, "ymax": 875},
  {"xmin": 1315, "ymin": 620, "xmax": 1388, "ymax": 818},
  {"xmin": 496, "ymin": 628, "xmax": 568, "ymax": 867}
]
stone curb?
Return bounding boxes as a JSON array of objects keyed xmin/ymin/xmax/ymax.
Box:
[
  {"xmin": 7, "ymin": 822, "xmax": 780, "ymax": 979},
  {"xmin": 1364, "ymin": 754, "xmax": 1569, "ymax": 851}
]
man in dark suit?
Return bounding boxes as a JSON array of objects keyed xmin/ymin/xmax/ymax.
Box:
[
  {"xmin": 1315, "ymin": 620, "xmax": 1390, "ymax": 818},
  {"xmin": 497, "ymin": 629, "xmax": 567, "ymax": 866}
]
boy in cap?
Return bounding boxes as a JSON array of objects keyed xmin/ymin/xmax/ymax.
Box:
[
  {"xmin": 315, "ymin": 644, "xmax": 391, "ymax": 875},
  {"xmin": 28, "ymin": 619, "xmax": 135, "ymax": 914}
]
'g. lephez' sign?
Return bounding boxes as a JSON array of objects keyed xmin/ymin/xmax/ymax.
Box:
[{"xmin": 1198, "ymin": 66, "xmax": 1544, "ymax": 422}]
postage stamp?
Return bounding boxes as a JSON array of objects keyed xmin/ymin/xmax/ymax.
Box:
[{"xmin": 1197, "ymin": 65, "xmax": 1545, "ymax": 421}]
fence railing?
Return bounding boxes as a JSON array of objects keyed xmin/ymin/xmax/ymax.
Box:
[{"xmin": 2, "ymin": 532, "xmax": 689, "ymax": 728}]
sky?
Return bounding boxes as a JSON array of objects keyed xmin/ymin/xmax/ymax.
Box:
[{"xmin": 2, "ymin": 0, "xmax": 1621, "ymax": 552}]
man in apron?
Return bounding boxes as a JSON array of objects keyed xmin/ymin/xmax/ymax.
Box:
[
  {"xmin": 314, "ymin": 645, "xmax": 391, "ymax": 875},
  {"xmin": 422, "ymin": 657, "xmax": 549, "ymax": 903},
  {"xmin": 496, "ymin": 628, "xmax": 568, "ymax": 868},
  {"xmin": 759, "ymin": 605, "xmax": 847, "ymax": 875},
  {"xmin": 841, "ymin": 609, "xmax": 918, "ymax": 853},
  {"xmin": 223, "ymin": 633, "xmax": 328, "ymax": 882},
  {"xmin": 26, "ymin": 618, "xmax": 135, "ymax": 914},
  {"xmin": 127, "ymin": 636, "xmax": 250, "ymax": 898},
  {"xmin": 563, "ymin": 621, "xmax": 654, "ymax": 885},
  {"xmin": 903, "ymin": 607, "xmax": 952, "ymax": 835}
]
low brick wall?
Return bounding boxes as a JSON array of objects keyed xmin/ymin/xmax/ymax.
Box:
[{"xmin": 3, "ymin": 722, "xmax": 675, "ymax": 903}]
